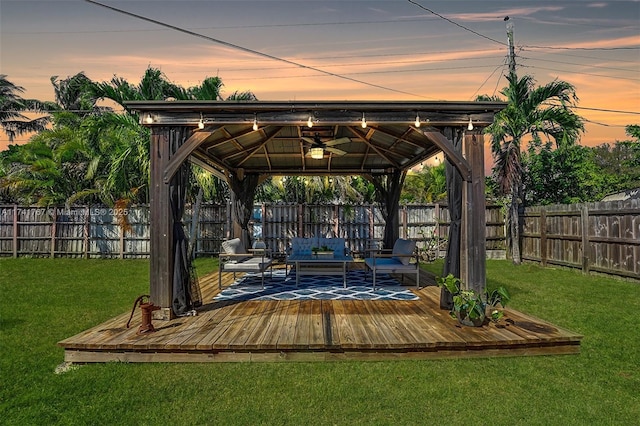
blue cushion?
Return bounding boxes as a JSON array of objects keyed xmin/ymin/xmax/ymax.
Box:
[{"xmin": 392, "ymin": 239, "xmax": 416, "ymax": 265}]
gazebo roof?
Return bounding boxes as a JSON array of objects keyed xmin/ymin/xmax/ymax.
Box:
[{"xmin": 128, "ymin": 100, "xmax": 506, "ymax": 179}]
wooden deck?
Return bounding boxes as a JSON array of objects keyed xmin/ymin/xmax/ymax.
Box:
[{"xmin": 59, "ymin": 265, "xmax": 583, "ymax": 363}]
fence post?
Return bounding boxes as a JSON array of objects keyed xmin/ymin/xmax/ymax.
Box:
[
  {"xmin": 84, "ymin": 206, "xmax": 90, "ymax": 258},
  {"xmin": 51, "ymin": 207, "xmax": 57, "ymax": 258},
  {"xmin": 435, "ymin": 203, "xmax": 441, "ymax": 257},
  {"xmin": 120, "ymin": 223, "xmax": 125, "ymax": 260},
  {"xmin": 12, "ymin": 204, "xmax": 18, "ymax": 258},
  {"xmin": 540, "ymin": 208, "xmax": 547, "ymax": 267},
  {"xmin": 226, "ymin": 201, "xmax": 231, "ymax": 239},
  {"xmin": 369, "ymin": 204, "xmax": 374, "ymax": 243},
  {"xmin": 402, "ymin": 205, "xmax": 408, "ymax": 239},
  {"xmin": 298, "ymin": 204, "xmax": 304, "ymax": 237},
  {"xmin": 581, "ymin": 204, "xmax": 591, "ymax": 274}
]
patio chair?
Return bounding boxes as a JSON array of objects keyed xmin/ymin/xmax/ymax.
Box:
[
  {"xmin": 364, "ymin": 238, "xmax": 419, "ymax": 290},
  {"xmin": 218, "ymin": 238, "xmax": 273, "ymax": 290}
]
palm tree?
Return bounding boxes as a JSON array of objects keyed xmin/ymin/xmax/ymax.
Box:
[
  {"xmin": 484, "ymin": 73, "xmax": 584, "ymax": 264},
  {"xmin": 0, "ymin": 75, "xmax": 50, "ymax": 142},
  {"xmin": 50, "ymin": 72, "xmax": 100, "ymax": 114}
]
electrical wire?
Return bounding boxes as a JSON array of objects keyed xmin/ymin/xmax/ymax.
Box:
[
  {"xmin": 521, "ymin": 64, "xmax": 640, "ymax": 82},
  {"xmin": 406, "ymin": 0, "xmax": 506, "ymax": 46},
  {"xmin": 469, "ymin": 61, "xmax": 508, "ymax": 100},
  {"xmin": 83, "ymin": 0, "xmax": 427, "ymax": 99}
]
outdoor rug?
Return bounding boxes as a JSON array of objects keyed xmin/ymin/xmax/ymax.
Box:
[{"xmin": 214, "ymin": 270, "xmax": 419, "ymax": 301}]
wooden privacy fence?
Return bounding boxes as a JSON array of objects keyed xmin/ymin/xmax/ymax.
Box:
[
  {"xmin": 521, "ymin": 199, "xmax": 640, "ymax": 280},
  {"xmin": 0, "ymin": 203, "xmax": 505, "ymax": 260}
]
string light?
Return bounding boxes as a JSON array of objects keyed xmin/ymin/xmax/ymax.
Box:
[
  {"xmin": 361, "ymin": 113, "xmax": 367, "ymax": 128},
  {"xmin": 415, "ymin": 113, "xmax": 421, "ymax": 127},
  {"xmin": 467, "ymin": 117, "xmax": 474, "ymax": 131},
  {"xmin": 307, "ymin": 115, "xmax": 314, "ymax": 128},
  {"xmin": 252, "ymin": 114, "xmax": 258, "ymax": 131},
  {"xmin": 198, "ymin": 113, "xmax": 205, "ymax": 129}
]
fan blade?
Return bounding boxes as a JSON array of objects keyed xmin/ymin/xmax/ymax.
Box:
[
  {"xmin": 326, "ymin": 147, "xmax": 347, "ymax": 156},
  {"xmin": 301, "ymin": 137, "xmax": 315, "ymax": 145},
  {"xmin": 325, "ymin": 137, "xmax": 350, "ymax": 147}
]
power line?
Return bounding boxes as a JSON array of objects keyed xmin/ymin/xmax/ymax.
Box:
[
  {"xmin": 521, "ymin": 64, "xmax": 640, "ymax": 82},
  {"xmin": 574, "ymin": 106, "xmax": 640, "ymax": 115},
  {"xmin": 224, "ymin": 64, "xmax": 502, "ymax": 81},
  {"xmin": 406, "ymin": 0, "xmax": 506, "ymax": 46},
  {"xmin": 583, "ymin": 118, "xmax": 629, "ymax": 128},
  {"xmin": 83, "ymin": 0, "xmax": 427, "ymax": 99},
  {"xmin": 519, "ymin": 55, "xmax": 639, "ymax": 74},
  {"xmin": 470, "ymin": 61, "xmax": 508, "ymax": 100},
  {"xmin": 523, "ymin": 44, "xmax": 639, "ymax": 51},
  {"xmin": 6, "ymin": 17, "xmax": 440, "ymax": 35}
]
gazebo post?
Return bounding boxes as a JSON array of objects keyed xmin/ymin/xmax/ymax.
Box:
[
  {"xmin": 460, "ymin": 132, "xmax": 487, "ymax": 294},
  {"xmin": 149, "ymin": 127, "xmax": 174, "ymax": 319}
]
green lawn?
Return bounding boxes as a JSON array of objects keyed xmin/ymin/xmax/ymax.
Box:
[{"xmin": 1, "ymin": 258, "xmax": 638, "ymax": 425}]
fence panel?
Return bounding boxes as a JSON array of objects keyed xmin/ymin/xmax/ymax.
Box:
[
  {"xmin": 1, "ymin": 202, "xmax": 506, "ymax": 264},
  {"xmin": 521, "ymin": 199, "xmax": 639, "ymax": 280}
]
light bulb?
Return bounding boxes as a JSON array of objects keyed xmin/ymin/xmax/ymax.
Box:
[
  {"xmin": 198, "ymin": 113, "xmax": 204, "ymax": 129},
  {"xmin": 252, "ymin": 117, "xmax": 258, "ymax": 131},
  {"xmin": 307, "ymin": 115, "xmax": 313, "ymax": 128},
  {"xmin": 467, "ymin": 117, "xmax": 474, "ymax": 131},
  {"xmin": 310, "ymin": 147, "xmax": 324, "ymax": 159},
  {"xmin": 415, "ymin": 113, "xmax": 421, "ymax": 127},
  {"xmin": 145, "ymin": 114, "xmax": 153, "ymax": 124},
  {"xmin": 361, "ymin": 113, "xmax": 367, "ymax": 128}
]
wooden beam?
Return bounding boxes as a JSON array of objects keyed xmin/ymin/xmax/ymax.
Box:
[
  {"xmin": 347, "ymin": 126, "xmax": 403, "ymax": 169},
  {"xmin": 460, "ymin": 132, "xmax": 486, "ymax": 294},
  {"xmin": 163, "ymin": 127, "xmax": 219, "ymax": 184},
  {"xmin": 188, "ymin": 156, "xmax": 228, "ymax": 182},
  {"xmin": 422, "ymin": 130, "xmax": 472, "ymax": 181}
]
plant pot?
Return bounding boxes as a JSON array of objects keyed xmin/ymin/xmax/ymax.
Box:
[
  {"xmin": 314, "ymin": 251, "xmax": 334, "ymax": 259},
  {"xmin": 439, "ymin": 288, "xmax": 453, "ymax": 310},
  {"xmin": 456, "ymin": 310, "xmax": 485, "ymax": 327}
]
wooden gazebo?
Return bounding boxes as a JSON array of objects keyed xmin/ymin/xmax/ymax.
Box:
[{"xmin": 128, "ymin": 100, "xmax": 507, "ymax": 319}]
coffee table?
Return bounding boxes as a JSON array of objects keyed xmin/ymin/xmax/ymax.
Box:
[{"xmin": 286, "ymin": 254, "xmax": 354, "ymax": 288}]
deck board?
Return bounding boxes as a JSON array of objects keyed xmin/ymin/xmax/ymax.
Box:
[{"xmin": 58, "ymin": 264, "xmax": 583, "ymax": 363}]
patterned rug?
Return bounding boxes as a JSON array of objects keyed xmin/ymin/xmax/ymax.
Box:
[{"xmin": 214, "ymin": 270, "xmax": 419, "ymax": 301}]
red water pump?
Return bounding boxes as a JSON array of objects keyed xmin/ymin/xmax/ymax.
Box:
[{"xmin": 126, "ymin": 295, "xmax": 161, "ymax": 334}]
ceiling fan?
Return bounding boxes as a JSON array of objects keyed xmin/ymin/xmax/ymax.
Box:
[{"xmin": 302, "ymin": 133, "xmax": 350, "ymax": 159}]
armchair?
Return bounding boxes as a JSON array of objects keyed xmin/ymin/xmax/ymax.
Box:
[
  {"xmin": 364, "ymin": 238, "xmax": 420, "ymax": 290},
  {"xmin": 218, "ymin": 238, "xmax": 273, "ymax": 290}
]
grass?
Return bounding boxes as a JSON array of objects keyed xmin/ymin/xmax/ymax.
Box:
[{"xmin": 1, "ymin": 257, "xmax": 639, "ymax": 425}]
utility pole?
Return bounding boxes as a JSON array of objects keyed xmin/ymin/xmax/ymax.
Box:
[{"xmin": 505, "ymin": 17, "xmax": 516, "ymax": 77}]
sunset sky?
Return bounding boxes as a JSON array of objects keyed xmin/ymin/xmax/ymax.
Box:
[{"xmin": 1, "ymin": 0, "xmax": 639, "ymax": 152}]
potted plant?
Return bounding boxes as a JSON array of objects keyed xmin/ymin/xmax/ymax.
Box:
[
  {"xmin": 436, "ymin": 273, "xmax": 510, "ymax": 327},
  {"xmin": 312, "ymin": 245, "xmax": 334, "ymax": 259}
]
